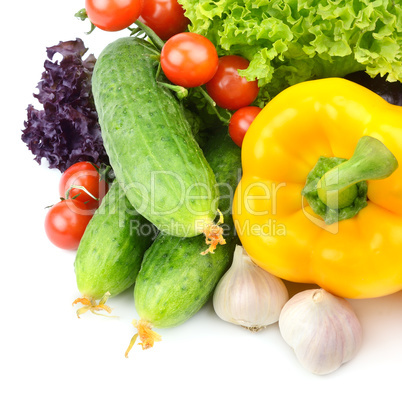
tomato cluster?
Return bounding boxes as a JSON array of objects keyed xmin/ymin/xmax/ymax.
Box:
[
  {"xmin": 84, "ymin": 0, "xmax": 261, "ymax": 149},
  {"xmin": 45, "ymin": 162, "xmax": 108, "ymax": 250},
  {"xmin": 85, "ymin": 0, "xmax": 189, "ymax": 39},
  {"xmin": 160, "ymin": 36, "xmax": 261, "ymax": 146}
]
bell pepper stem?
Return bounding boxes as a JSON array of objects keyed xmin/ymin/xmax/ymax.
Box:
[{"xmin": 317, "ymin": 136, "xmax": 398, "ymax": 209}]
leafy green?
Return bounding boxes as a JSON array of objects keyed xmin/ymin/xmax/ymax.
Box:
[
  {"xmin": 179, "ymin": 0, "xmax": 402, "ymax": 100},
  {"xmin": 22, "ymin": 39, "xmax": 109, "ymax": 172}
]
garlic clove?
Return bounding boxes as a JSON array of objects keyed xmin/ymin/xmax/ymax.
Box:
[
  {"xmin": 213, "ymin": 245, "xmax": 289, "ymax": 331},
  {"xmin": 279, "ymin": 288, "xmax": 363, "ymax": 375}
]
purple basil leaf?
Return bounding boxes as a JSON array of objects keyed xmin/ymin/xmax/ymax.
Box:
[{"xmin": 21, "ymin": 38, "xmax": 108, "ymax": 172}]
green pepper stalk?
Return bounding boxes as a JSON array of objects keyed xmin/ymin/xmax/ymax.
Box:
[{"xmin": 302, "ymin": 136, "xmax": 398, "ymax": 224}]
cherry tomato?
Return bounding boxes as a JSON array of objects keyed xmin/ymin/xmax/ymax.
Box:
[
  {"xmin": 59, "ymin": 162, "xmax": 108, "ymax": 211},
  {"xmin": 139, "ymin": 0, "xmax": 190, "ymax": 40},
  {"xmin": 229, "ymin": 106, "xmax": 262, "ymax": 147},
  {"xmin": 85, "ymin": 0, "xmax": 144, "ymax": 32},
  {"xmin": 45, "ymin": 199, "xmax": 93, "ymax": 250},
  {"xmin": 160, "ymin": 32, "xmax": 218, "ymax": 88},
  {"xmin": 205, "ymin": 55, "xmax": 259, "ymax": 110}
]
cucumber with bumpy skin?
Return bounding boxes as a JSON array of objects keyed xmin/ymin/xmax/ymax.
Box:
[
  {"xmin": 73, "ymin": 181, "xmax": 155, "ymax": 308},
  {"xmin": 92, "ymin": 37, "xmax": 218, "ymax": 238},
  {"xmin": 126, "ymin": 130, "xmax": 241, "ymax": 352}
]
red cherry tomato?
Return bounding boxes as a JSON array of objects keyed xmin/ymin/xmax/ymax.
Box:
[
  {"xmin": 160, "ymin": 32, "xmax": 218, "ymax": 88},
  {"xmin": 85, "ymin": 0, "xmax": 144, "ymax": 32},
  {"xmin": 139, "ymin": 0, "xmax": 190, "ymax": 40},
  {"xmin": 59, "ymin": 162, "xmax": 108, "ymax": 211},
  {"xmin": 229, "ymin": 106, "xmax": 262, "ymax": 147},
  {"xmin": 45, "ymin": 199, "xmax": 93, "ymax": 250},
  {"xmin": 205, "ymin": 55, "xmax": 259, "ymax": 110}
]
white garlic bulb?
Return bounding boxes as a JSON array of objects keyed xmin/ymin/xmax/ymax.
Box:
[
  {"xmin": 213, "ymin": 245, "xmax": 289, "ymax": 331},
  {"xmin": 279, "ymin": 288, "xmax": 363, "ymax": 375}
]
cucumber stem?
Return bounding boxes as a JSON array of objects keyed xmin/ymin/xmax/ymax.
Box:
[
  {"xmin": 201, "ymin": 210, "xmax": 226, "ymax": 255},
  {"xmin": 125, "ymin": 319, "xmax": 162, "ymax": 357},
  {"xmin": 72, "ymin": 292, "xmax": 113, "ymax": 318},
  {"xmin": 125, "ymin": 334, "xmax": 139, "ymax": 358}
]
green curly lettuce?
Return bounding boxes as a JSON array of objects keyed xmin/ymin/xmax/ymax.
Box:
[{"xmin": 179, "ymin": 0, "xmax": 402, "ymax": 101}]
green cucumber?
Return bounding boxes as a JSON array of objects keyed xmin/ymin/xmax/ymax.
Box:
[
  {"xmin": 129, "ymin": 130, "xmax": 241, "ymax": 349},
  {"xmin": 92, "ymin": 37, "xmax": 218, "ymax": 238},
  {"xmin": 74, "ymin": 181, "xmax": 155, "ymax": 301}
]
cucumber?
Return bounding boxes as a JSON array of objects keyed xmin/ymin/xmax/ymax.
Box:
[
  {"xmin": 132, "ymin": 130, "xmax": 241, "ymax": 341},
  {"xmin": 74, "ymin": 181, "xmax": 155, "ymax": 300},
  {"xmin": 92, "ymin": 37, "xmax": 218, "ymax": 238}
]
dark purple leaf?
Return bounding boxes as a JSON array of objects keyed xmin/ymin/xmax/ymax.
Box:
[{"xmin": 21, "ymin": 38, "xmax": 108, "ymax": 172}]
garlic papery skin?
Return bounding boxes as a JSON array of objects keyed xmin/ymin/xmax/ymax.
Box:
[
  {"xmin": 213, "ymin": 245, "xmax": 289, "ymax": 331},
  {"xmin": 279, "ymin": 288, "xmax": 363, "ymax": 375}
]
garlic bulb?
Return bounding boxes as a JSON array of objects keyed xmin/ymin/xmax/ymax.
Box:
[
  {"xmin": 279, "ymin": 288, "xmax": 363, "ymax": 375},
  {"xmin": 213, "ymin": 245, "xmax": 289, "ymax": 331}
]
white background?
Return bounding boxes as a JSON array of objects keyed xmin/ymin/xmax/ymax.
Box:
[{"xmin": 2, "ymin": 1, "xmax": 402, "ymax": 401}]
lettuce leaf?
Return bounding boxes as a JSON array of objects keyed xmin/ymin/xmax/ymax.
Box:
[{"xmin": 179, "ymin": 0, "xmax": 402, "ymax": 100}]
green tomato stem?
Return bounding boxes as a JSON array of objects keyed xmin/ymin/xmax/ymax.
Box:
[
  {"xmin": 74, "ymin": 8, "xmax": 96, "ymax": 34},
  {"xmin": 65, "ymin": 185, "xmax": 99, "ymax": 202},
  {"xmin": 133, "ymin": 20, "xmax": 165, "ymax": 51},
  {"xmin": 317, "ymin": 136, "xmax": 398, "ymax": 209},
  {"xmin": 198, "ymin": 87, "xmax": 231, "ymax": 125},
  {"xmin": 158, "ymin": 82, "xmax": 189, "ymax": 99}
]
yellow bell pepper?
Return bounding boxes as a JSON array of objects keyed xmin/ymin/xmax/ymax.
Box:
[{"xmin": 233, "ymin": 77, "xmax": 402, "ymax": 299}]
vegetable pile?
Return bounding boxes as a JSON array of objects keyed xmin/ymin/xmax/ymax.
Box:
[{"xmin": 22, "ymin": 0, "xmax": 402, "ymax": 376}]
